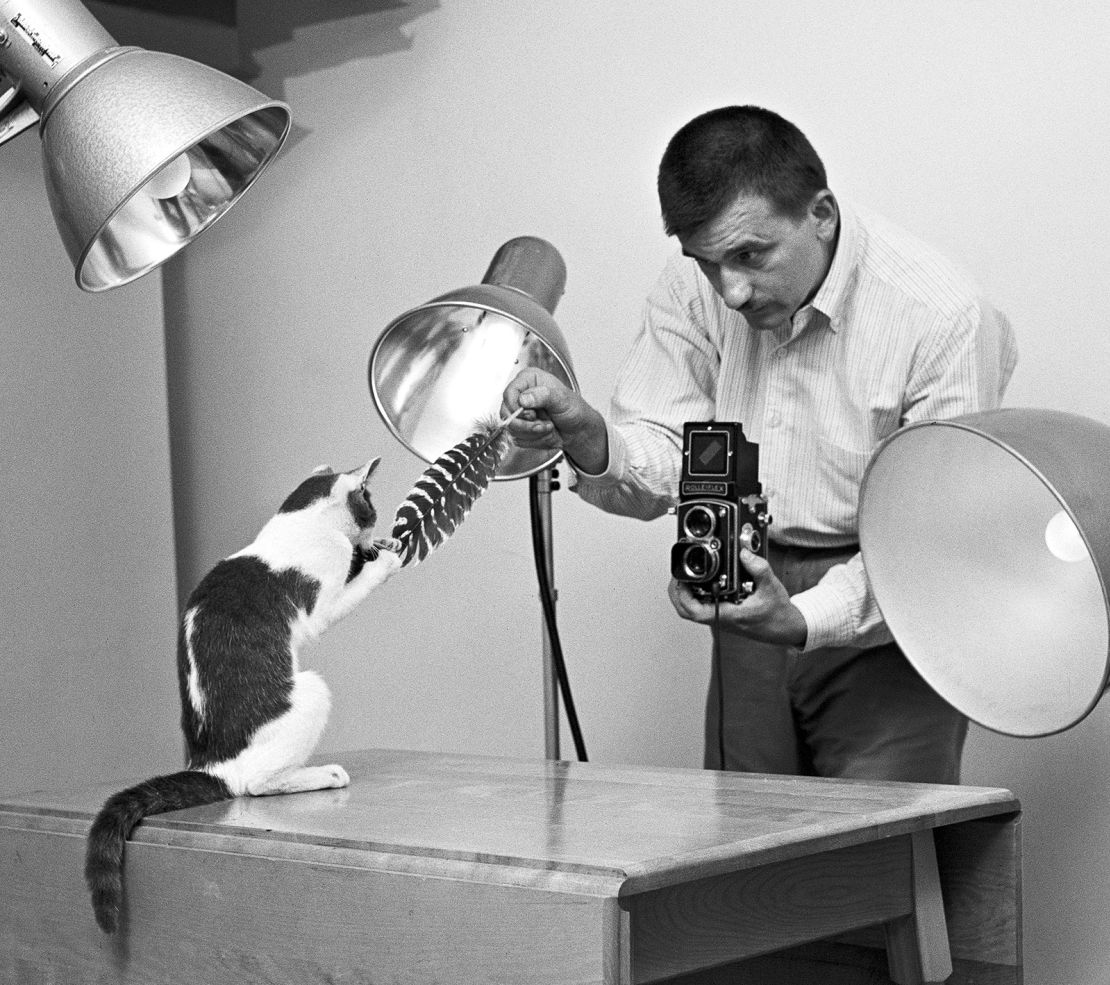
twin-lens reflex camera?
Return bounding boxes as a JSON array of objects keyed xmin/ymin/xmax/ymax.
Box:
[{"xmin": 669, "ymin": 422, "xmax": 771, "ymax": 601}]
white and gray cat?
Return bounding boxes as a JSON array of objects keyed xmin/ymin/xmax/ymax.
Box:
[{"xmin": 85, "ymin": 457, "xmax": 401, "ymax": 934}]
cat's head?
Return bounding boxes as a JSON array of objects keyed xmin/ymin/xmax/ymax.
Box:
[{"xmin": 278, "ymin": 458, "xmax": 381, "ymax": 544}]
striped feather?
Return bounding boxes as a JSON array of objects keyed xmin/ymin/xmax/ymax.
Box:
[{"xmin": 391, "ymin": 411, "xmax": 519, "ymax": 566}]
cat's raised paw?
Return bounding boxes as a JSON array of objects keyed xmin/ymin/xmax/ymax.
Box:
[{"xmin": 374, "ymin": 536, "xmax": 404, "ymax": 555}]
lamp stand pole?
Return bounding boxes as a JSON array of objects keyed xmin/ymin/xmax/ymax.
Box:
[{"xmin": 535, "ymin": 466, "xmax": 560, "ymax": 759}]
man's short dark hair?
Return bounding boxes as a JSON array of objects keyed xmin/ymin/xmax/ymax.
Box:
[{"xmin": 657, "ymin": 105, "xmax": 828, "ymax": 236}]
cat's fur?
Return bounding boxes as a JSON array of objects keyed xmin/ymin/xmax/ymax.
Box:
[{"xmin": 84, "ymin": 458, "xmax": 401, "ymax": 934}]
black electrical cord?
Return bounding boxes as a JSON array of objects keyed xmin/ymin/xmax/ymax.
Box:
[{"xmin": 528, "ymin": 472, "xmax": 588, "ymax": 762}]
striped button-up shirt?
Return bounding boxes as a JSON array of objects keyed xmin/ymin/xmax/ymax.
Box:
[{"xmin": 572, "ymin": 201, "xmax": 1018, "ymax": 651}]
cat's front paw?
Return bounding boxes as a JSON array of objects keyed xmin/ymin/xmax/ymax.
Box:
[
  {"xmin": 373, "ymin": 536, "xmax": 404, "ymax": 555},
  {"xmin": 322, "ymin": 764, "xmax": 350, "ymax": 788}
]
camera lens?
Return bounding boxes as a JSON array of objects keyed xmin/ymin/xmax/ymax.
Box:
[
  {"xmin": 682, "ymin": 543, "xmax": 719, "ymax": 581},
  {"xmin": 683, "ymin": 504, "xmax": 716, "ymax": 539}
]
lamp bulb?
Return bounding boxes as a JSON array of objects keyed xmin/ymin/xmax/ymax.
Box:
[
  {"xmin": 145, "ymin": 154, "xmax": 192, "ymax": 200},
  {"xmin": 1045, "ymin": 509, "xmax": 1089, "ymax": 563}
]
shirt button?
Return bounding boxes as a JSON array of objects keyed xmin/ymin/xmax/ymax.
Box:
[{"xmin": 767, "ymin": 413, "xmax": 781, "ymax": 428}]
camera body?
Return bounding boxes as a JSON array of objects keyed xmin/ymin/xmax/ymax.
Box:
[{"xmin": 669, "ymin": 422, "xmax": 771, "ymax": 601}]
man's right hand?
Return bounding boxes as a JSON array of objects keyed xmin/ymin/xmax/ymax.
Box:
[{"xmin": 501, "ymin": 369, "xmax": 610, "ymax": 474}]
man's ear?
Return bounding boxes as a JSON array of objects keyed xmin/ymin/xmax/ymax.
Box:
[{"xmin": 809, "ymin": 189, "xmax": 839, "ymax": 242}]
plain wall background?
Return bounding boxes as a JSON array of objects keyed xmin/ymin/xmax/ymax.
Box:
[
  {"xmin": 0, "ymin": 136, "xmax": 181, "ymax": 791},
  {"xmin": 3, "ymin": 3, "xmax": 1108, "ymax": 983}
]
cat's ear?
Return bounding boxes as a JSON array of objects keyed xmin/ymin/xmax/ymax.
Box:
[
  {"xmin": 359, "ymin": 458, "xmax": 381, "ymax": 485},
  {"xmin": 311, "ymin": 464, "xmax": 335, "ymax": 476}
]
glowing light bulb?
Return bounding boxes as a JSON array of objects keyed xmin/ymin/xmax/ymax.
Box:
[
  {"xmin": 1045, "ymin": 509, "xmax": 1089, "ymax": 562},
  {"xmin": 145, "ymin": 154, "xmax": 192, "ymax": 200}
]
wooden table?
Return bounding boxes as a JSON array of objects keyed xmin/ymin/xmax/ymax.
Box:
[{"xmin": 0, "ymin": 748, "xmax": 1020, "ymax": 985}]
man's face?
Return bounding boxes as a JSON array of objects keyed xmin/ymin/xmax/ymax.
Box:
[{"xmin": 678, "ymin": 189, "xmax": 838, "ymax": 332}]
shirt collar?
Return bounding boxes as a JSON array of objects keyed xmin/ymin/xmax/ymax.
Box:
[{"xmin": 801, "ymin": 199, "xmax": 860, "ymax": 334}]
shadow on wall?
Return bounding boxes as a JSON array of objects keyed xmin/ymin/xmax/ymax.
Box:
[
  {"xmin": 239, "ymin": 0, "xmax": 440, "ymax": 147},
  {"xmin": 86, "ymin": 0, "xmax": 440, "ymax": 144},
  {"xmin": 238, "ymin": 0, "xmax": 440, "ymax": 82}
]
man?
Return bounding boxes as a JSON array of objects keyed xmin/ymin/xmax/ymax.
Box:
[{"xmin": 502, "ymin": 105, "xmax": 1017, "ymax": 782}]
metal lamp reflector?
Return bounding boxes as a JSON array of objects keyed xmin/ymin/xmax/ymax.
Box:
[
  {"xmin": 0, "ymin": 0, "xmax": 290, "ymax": 291},
  {"xmin": 859, "ymin": 409, "xmax": 1110, "ymax": 736},
  {"xmin": 369, "ymin": 236, "xmax": 578, "ymax": 480}
]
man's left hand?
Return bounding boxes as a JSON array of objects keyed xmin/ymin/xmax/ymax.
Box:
[{"xmin": 668, "ymin": 548, "xmax": 808, "ymax": 647}]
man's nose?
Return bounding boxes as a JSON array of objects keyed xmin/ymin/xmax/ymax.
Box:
[{"xmin": 718, "ymin": 266, "xmax": 753, "ymax": 309}]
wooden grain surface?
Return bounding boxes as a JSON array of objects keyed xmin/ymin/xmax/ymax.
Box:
[
  {"xmin": 0, "ymin": 747, "xmax": 1019, "ymax": 894},
  {"xmin": 626, "ymin": 834, "xmax": 914, "ymax": 982},
  {"xmin": 0, "ymin": 823, "xmax": 617, "ymax": 985}
]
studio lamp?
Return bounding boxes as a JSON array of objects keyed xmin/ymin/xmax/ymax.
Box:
[
  {"xmin": 859, "ymin": 408, "xmax": 1110, "ymax": 737},
  {"xmin": 369, "ymin": 236, "xmax": 585, "ymax": 760},
  {"xmin": 0, "ymin": 0, "xmax": 290, "ymax": 291}
]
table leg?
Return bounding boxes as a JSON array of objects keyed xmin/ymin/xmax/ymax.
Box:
[{"xmin": 884, "ymin": 829, "xmax": 953, "ymax": 984}]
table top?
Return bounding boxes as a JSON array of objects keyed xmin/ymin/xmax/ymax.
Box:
[{"xmin": 1, "ymin": 748, "xmax": 1019, "ymax": 896}]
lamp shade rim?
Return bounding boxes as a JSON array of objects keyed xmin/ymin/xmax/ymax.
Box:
[
  {"xmin": 368, "ymin": 382, "xmax": 569, "ymax": 482},
  {"xmin": 71, "ymin": 101, "xmax": 291, "ymax": 291},
  {"xmin": 369, "ymin": 295, "xmax": 577, "ymax": 481},
  {"xmin": 375, "ymin": 296, "xmax": 577, "ymax": 384}
]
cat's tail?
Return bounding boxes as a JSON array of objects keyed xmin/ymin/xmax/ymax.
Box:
[{"xmin": 84, "ymin": 769, "xmax": 231, "ymax": 933}]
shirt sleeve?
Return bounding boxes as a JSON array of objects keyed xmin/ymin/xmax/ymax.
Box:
[
  {"xmin": 792, "ymin": 299, "xmax": 1019, "ymax": 652},
  {"xmin": 571, "ymin": 257, "xmax": 719, "ymax": 520}
]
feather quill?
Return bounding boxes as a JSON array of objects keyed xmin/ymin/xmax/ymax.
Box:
[{"xmin": 390, "ymin": 409, "xmax": 521, "ymax": 566}]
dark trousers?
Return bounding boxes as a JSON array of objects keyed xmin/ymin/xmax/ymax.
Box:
[{"xmin": 704, "ymin": 543, "xmax": 967, "ymax": 783}]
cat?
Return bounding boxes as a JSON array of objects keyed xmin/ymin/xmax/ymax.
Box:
[{"xmin": 84, "ymin": 457, "xmax": 402, "ymax": 934}]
